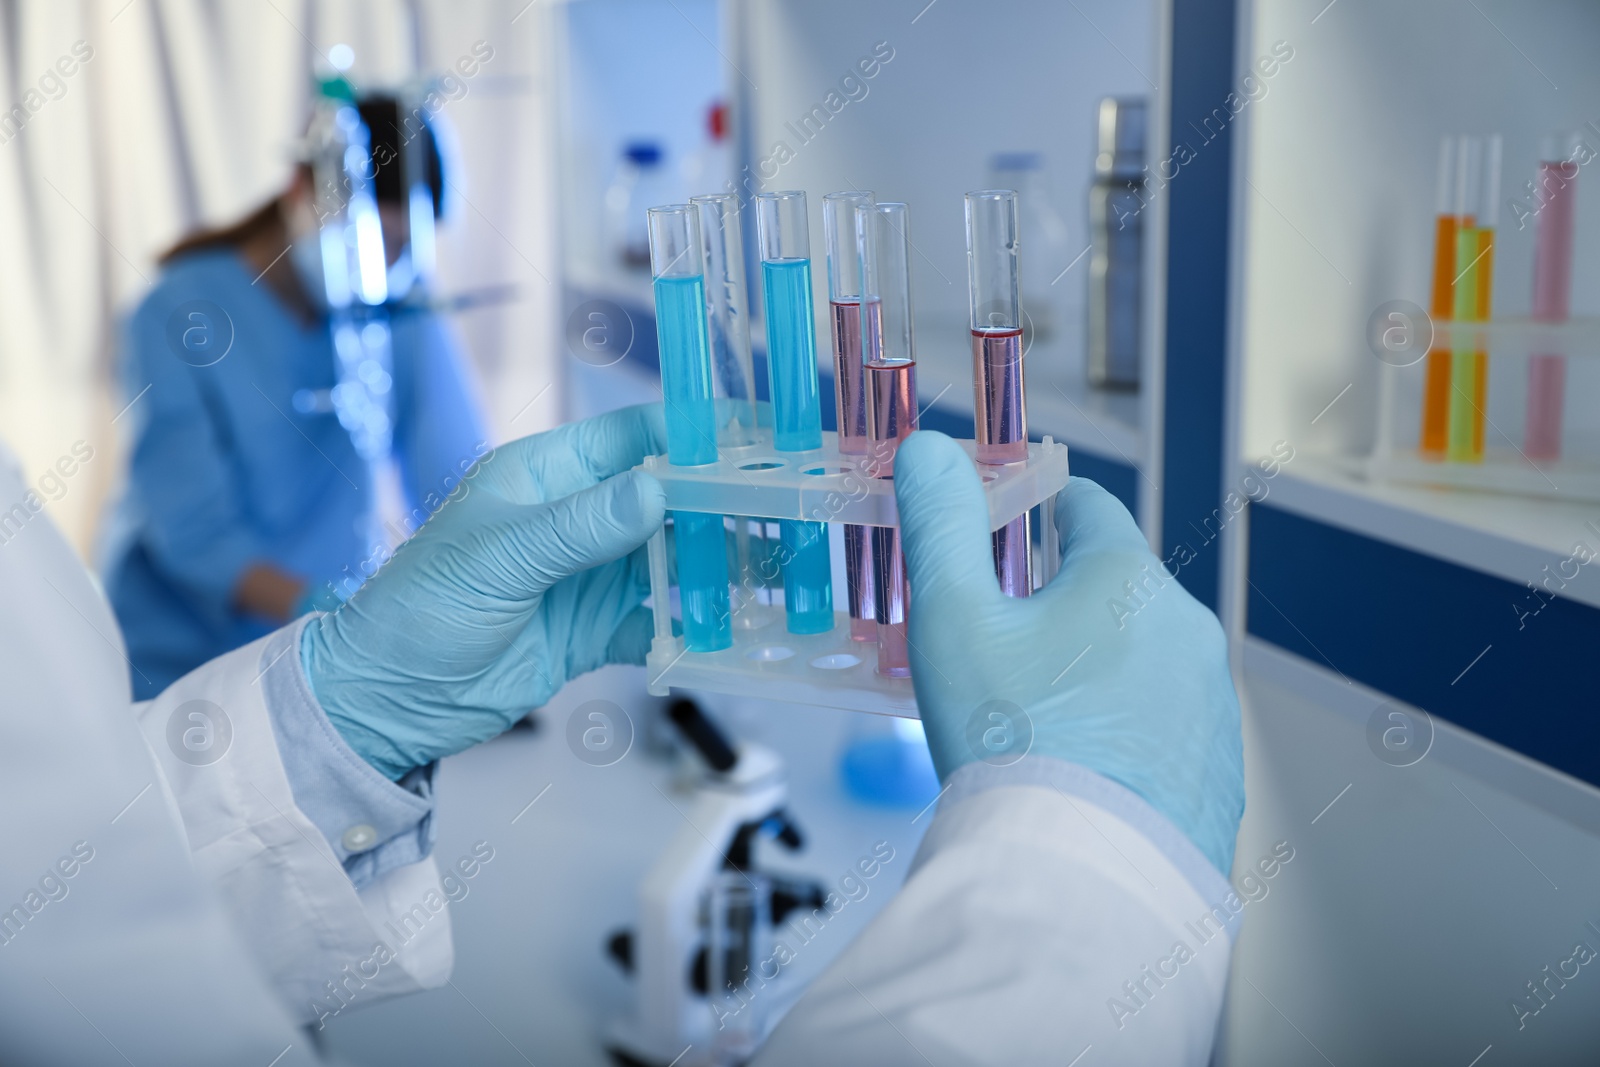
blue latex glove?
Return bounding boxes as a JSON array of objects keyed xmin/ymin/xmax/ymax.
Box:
[
  {"xmin": 893, "ymin": 431, "xmax": 1244, "ymax": 874},
  {"xmin": 301, "ymin": 405, "xmax": 667, "ymax": 779}
]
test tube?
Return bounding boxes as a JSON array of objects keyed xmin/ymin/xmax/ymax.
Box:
[
  {"xmin": 693, "ymin": 194, "xmax": 760, "ymax": 448},
  {"xmin": 694, "ymin": 194, "xmax": 766, "ymax": 623},
  {"xmin": 1419, "ymin": 135, "xmax": 1461, "ymax": 459},
  {"xmin": 824, "ymin": 190, "xmax": 877, "ymax": 641},
  {"xmin": 649, "ymin": 205, "xmax": 732, "ymax": 652},
  {"xmin": 1524, "ymin": 133, "xmax": 1581, "ymax": 461},
  {"xmin": 966, "ymin": 190, "xmax": 1033, "ymax": 598},
  {"xmin": 858, "ymin": 201, "xmax": 918, "ymax": 677},
  {"xmin": 755, "ymin": 191, "xmax": 834, "ymax": 636},
  {"xmin": 1447, "ymin": 135, "xmax": 1499, "ymax": 464}
]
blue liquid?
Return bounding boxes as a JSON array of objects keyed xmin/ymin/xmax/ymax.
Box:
[
  {"xmin": 761, "ymin": 258, "xmax": 823, "ymax": 451},
  {"xmin": 674, "ymin": 511, "xmax": 732, "ymax": 651},
  {"xmin": 654, "ymin": 274, "xmax": 729, "ymax": 649},
  {"xmin": 780, "ymin": 520, "xmax": 833, "ymax": 634},
  {"xmin": 761, "ymin": 257, "xmax": 833, "ymax": 633},
  {"xmin": 654, "ymin": 274, "xmax": 718, "ymax": 466}
]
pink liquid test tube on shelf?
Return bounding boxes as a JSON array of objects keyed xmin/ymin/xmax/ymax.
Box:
[
  {"xmin": 965, "ymin": 189, "xmax": 1032, "ymax": 597},
  {"xmin": 857, "ymin": 201, "xmax": 918, "ymax": 677},
  {"xmin": 824, "ymin": 191, "xmax": 877, "ymax": 641},
  {"xmin": 1525, "ymin": 133, "xmax": 1581, "ymax": 461}
]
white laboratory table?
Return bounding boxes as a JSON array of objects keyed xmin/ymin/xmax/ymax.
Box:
[{"xmin": 317, "ymin": 665, "xmax": 934, "ymax": 1067}]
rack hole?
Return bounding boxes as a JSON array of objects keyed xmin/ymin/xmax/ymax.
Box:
[
  {"xmin": 745, "ymin": 644, "xmax": 794, "ymax": 662},
  {"xmin": 739, "ymin": 460, "xmax": 784, "ymax": 471},
  {"xmin": 810, "ymin": 653, "xmax": 861, "ymax": 670},
  {"xmin": 802, "ymin": 465, "xmax": 853, "ymax": 476}
]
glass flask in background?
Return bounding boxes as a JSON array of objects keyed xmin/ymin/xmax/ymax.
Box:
[
  {"xmin": 987, "ymin": 152, "xmax": 1069, "ymax": 343},
  {"xmin": 606, "ymin": 141, "xmax": 669, "ymax": 271},
  {"xmin": 1087, "ymin": 96, "xmax": 1147, "ymax": 390}
]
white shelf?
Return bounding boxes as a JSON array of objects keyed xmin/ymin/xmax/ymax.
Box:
[{"xmin": 1260, "ymin": 454, "xmax": 1600, "ymax": 610}]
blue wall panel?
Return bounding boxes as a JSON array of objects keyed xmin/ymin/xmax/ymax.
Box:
[{"xmin": 1247, "ymin": 503, "xmax": 1600, "ymax": 789}]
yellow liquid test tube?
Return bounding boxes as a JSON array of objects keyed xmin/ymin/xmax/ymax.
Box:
[
  {"xmin": 1442, "ymin": 134, "xmax": 1499, "ymax": 464},
  {"xmin": 1446, "ymin": 224, "xmax": 1493, "ymax": 462}
]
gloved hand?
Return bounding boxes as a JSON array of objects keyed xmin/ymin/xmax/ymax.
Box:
[
  {"xmin": 300, "ymin": 405, "xmax": 667, "ymax": 780},
  {"xmin": 893, "ymin": 431, "xmax": 1243, "ymax": 874}
]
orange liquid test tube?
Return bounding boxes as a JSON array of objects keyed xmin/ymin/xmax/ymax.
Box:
[
  {"xmin": 1420, "ymin": 136, "xmax": 1461, "ymax": 459},
  {"xmin": 1419, "ymin": 211, "xmax": 1459, "ymax": 457}
]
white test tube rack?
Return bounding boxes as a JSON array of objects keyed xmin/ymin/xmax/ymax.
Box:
[{"xmin": 638, "ymin": 429, "xmax": 1071, "ymax": 717}]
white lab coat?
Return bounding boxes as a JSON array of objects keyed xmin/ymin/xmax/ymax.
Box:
[{"xmin": 0, "ymin": 440, "xmax": 1231, "ymax": 1065}]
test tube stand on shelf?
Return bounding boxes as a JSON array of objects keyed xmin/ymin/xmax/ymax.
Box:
[
  {"xmin": 637, "ymin": 429, "xmax": 1071, "ymax": 717},
  {"xmin": 1368, "ymin": 317, "xmax": 1600, "ymax": 502}
]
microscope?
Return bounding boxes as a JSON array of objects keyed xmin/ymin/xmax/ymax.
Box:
[{"xmin": 605, "ymin": 700, "xmax": 824, "ymax": 1067}]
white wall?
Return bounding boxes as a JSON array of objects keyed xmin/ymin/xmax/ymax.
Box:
[{"xmin": 736, "ymin": 0, "xmax": 1158, "ymax": 420}]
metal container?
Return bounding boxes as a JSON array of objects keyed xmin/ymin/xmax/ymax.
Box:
[{"xmin": 1088, "ymin": 96, "xmax": 1147, "ymax": 390}]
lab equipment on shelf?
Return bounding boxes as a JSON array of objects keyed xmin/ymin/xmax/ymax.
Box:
[
  {"xmin": 1367, "ymin": 132, "xmax": 1600, "ymax": 501},
  {"xmin": 823, "ymin": 190, "xmax": 877, "ymax": 642},
  {"xmin": 1525, "ymin": 132, "xmax": 1582, "ymax": 461},
  {"xmin": 1417, "ymin": 134, "xmax": 1500, "ymax": 464},
  {"xmin": 609, "ymin": 141, "xmax": 671, "ymax": 270},
  {"xmin": 755, "ymin": 191, "xmax": 834, "ymax": 636},
  {"xmin": 1446, "ymin": 135, "xmax": 1500, "ymax": 463},
  {"xmin": 966, "ymin": 188, "xmax": 1033, "ymax": 598},
  {"xmin": 1087, "ymin": 97, "xmax": 1147, "ymax": 390},
  {"xmin": 648, "ymin": 204, "xmax": 732, "ymax": 652}
]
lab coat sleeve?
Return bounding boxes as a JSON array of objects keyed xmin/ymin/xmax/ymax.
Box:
[
  {"xmin": 134, "ymin": 621, "xmax": 454, "ymax": 1026},
  {"xmin": 391, "ymin": 311, "xmax": 489, "ymax": 525},
  {"xmin": 120, "ymin": 302, "xmax": 265, "ymax": 622},
  {"xmin": 755, "ymin": 757, "xmax": 1237, "ymax": 1067},
  {"xmin": 0, "ymin": 441, "xmax": 320, "ymax": 1066},
  {"xmin": 261, "ymin": 616, "xmax": 439, "ymax": 891}
]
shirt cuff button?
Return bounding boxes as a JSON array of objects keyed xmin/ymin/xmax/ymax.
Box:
[{"xmin": 341, "ymin": 824, "xmax": 379, "ymax": 853}]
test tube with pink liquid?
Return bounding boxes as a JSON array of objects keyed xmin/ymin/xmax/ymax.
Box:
[
  {"xmin": 824, "ymin": 191, "xmax": 877, "ymax": 641},
  {"xmin": 857, "ymin": 201, "xmax": 918, "ymax": 677},
  {"xmin": 965, "ymin": 189, "xmax": 1032, "ymax": 597},
  {"xmin": 1525, "ymin": 133, "xmax": 1583, "ymax": 461}
]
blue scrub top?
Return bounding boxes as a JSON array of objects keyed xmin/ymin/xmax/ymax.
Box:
[{"xmin": 99, "ymin": 249, "xmax": 488, "ymax": 699}]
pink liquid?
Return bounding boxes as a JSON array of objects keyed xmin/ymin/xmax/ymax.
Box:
[
  {"xmin": 973, "ymin": 327, "xmax": 1032, "ymax": 596},
  {"xmin": 1526, "ymin": 159, "xmax": 1578, "ymax": 461},
  {"xmin": 868, "ymin": 358, "xmax": 917, "ymax": 676},
  {"xmin": 972, "ymin": 328, "xmax": 1027, "ymax": 464},
  {"xmin": 832, "ymin": 302, "xmax": 870, "ymax": 451},
  {"xmin": 993, "ymin": 514, "xmax": 1032, "ymax": 597},
  {"xmin": 832, "ymin": 300, "xmax": 875, "ymax": 637}
]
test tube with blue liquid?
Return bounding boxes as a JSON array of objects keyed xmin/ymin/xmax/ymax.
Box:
[
  {"xmin": 858, "ymin": 201, "xmax": 918, "ymax": 676},
  {"xmin": 755, "ymin": 191, "xmax": 834, "ymax": 635},
  {"xmin": 648, "ymin": 204, "xmax": 732, "ymax": 652}
]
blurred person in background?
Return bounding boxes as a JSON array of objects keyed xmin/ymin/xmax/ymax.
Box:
[{"xmin": 98, "ymin": 94, "xmax": 487, "ymax": 698}]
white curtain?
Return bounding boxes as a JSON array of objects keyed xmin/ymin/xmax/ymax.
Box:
[{"xmin": 0, "ymin": 0, "xmax": 562, "ymax": 553}]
